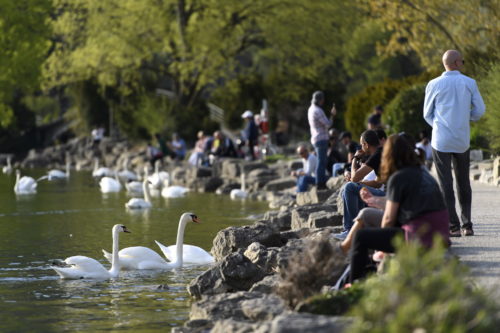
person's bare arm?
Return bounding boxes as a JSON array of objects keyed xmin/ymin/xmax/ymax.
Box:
[
  {"xmin": 351, "ymin": 163, "xmax": 372, "ymax": 182},
  {"xmin": 381, "ymin": 200, "xmax": 399, "ymax": 228},
  {"xmin": 360, "ymin": 187, "xmax": 386, "ymax": 209}
]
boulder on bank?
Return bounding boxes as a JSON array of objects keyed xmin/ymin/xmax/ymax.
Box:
[
  {"xmin": 211, "ymin": 222, "xmax": 284, "ymax": 260},
  {"xmin": 263, "ymin": 210, "xmax": 292, "ymax": 231},
  {"xmin": 291, "ymin": 204, "xmax": 339, "ymax": 230},
  {"xmin": 187, "ymin": 250, "xmax": 266, "ymax": 300}
]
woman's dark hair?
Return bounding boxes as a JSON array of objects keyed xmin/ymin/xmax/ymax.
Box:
[
  {"xmin": 360, "ymin": 130, "xmax": 380, "ymax": 147},
  {"xmin": 380, "ymin": 133, "xmax": 421, "ymax": 183}
]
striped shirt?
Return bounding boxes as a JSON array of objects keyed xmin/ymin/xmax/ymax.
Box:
[{"xmin": 308, "ymin": 103, "xmax": 331, "ymax": 145}]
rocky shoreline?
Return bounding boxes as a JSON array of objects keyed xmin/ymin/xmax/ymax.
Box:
[{"xmin": 13, "ymin": 137, "xmax": 500, "ymax": 332}]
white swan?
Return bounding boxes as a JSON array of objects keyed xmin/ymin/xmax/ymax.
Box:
[
  {"xmin": 92, "ymin": 158, "xmax": 114, "ymax": 178},
  {"xmin": 99, "ymin": 172, "xmax": 122, "ymax": 193},
  {"xmin": 155, "ymin": 241, "xmax": 215, "ymax": 265},
  {"xmin": 51, "ymin": 224, "xmax": 130, "ymax": 279},
  {"xmin": 14, "ymin": 170, "xmax": 37, "ymax": 194},
  {"xmin": 118, "ymin": 158, "xmax": 138, "ymax": 182},
  {"xmin": 2, "ymin": 156, "xmax": 12, "ymax": 174},
  {"xmin": 125, "ymin": 166, "xmax": 147, "ymax": 195},
  {"xmin": 125, "ymin": 176, "xmax": 152, "ymax": 209},
  {"xmin": 102, "ymin": 213, "xmax": 200, "ymax": 270},
  {"xmin": 161, "ymin": 175, "xmax": 189, "ymax": 198},
  {"xmin": 230, "ymin": 172, "xmax": 248, "ymax": 199},
  {"xmin": 148, "ymin": 160, "xmax": 169, "ymax": 190},
  {"xmin": 37, "ymin": 161, "xmax": 70, "ymax": 181}
]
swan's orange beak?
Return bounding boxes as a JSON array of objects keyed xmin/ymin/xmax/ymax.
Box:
[
  {"xmin": 123, "ymin": 226, "xmax": 131, "ymax": 233},
  {"xmin": 191, "ymin": 215, "xmax": 201, "ymax": 223}
]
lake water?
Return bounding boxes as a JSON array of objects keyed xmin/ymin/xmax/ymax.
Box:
[{"xmin": 0, "ymin": 170, "xmax": 269, "ymax": 332}]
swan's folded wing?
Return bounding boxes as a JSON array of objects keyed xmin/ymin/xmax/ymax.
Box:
[
  {"xmin": 119, "ymin": 246, "xmax": 166, "ymax": 263},
  {"xmin": 65, "ymin": 255, "xmax": 107, "ymax": 272},
  {"xmin": 155, "ymin": 240, "xmax": 175, "ymax": 262},
  {"xmin": 181, "ymin": 245, "xmax": 215, "ymax": 264}
]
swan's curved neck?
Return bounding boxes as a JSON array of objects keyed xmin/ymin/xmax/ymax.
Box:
[
  {"xmin": 93, "ymin": 159, "xmax": 99, "ymax": 172},
  {"xmin": 15, "ymin": 172, "xmax": 20, "ymax": 191},
  {"xmin": 173, "ymin": 217, "xmax": 188, "ymax": 266},
  {"xmin": 109, "ymin": 228, "xmax": 121, "ymax": 277},
  {"xmin": 241, "ymin": 172, "xmax": 246, "ymax": 192},
  {"xmin": 143, "ymin": 179, "xmax": 151, "ymax": 203},
  {"xmin": 66, "ymin": 162, "xmax": 70, "ymax": 177}
]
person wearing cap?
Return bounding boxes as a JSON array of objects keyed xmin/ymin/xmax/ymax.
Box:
[
  {"xmin": 241, "ymin": 110, "xmax": 259, "ymax": 160},
  {"xmin": 367, "ymin": 105, "xmax": 384, "ymax": 130},
  {"xmin": 308, "ymin": 91, "xmax": 336, "ymax": 190}
]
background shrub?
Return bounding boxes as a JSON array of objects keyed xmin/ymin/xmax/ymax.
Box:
[
  {"xmin": 383, "ymin": 83, "xmax": 431, "ymax": 138},
  {"xmin": 478, "ymin": 62, "xmax": 500, "ymax": 154},
  {"xmin": 349, "ymin": 240, "xmax": 500, "ymax": 333}
]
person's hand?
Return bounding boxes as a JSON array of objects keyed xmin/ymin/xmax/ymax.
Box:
[
  {"xmin": 344, "ymin": 170, "xmax": 351, "ymax": 182},
  {"xmin": 330, "ymin": 105, "xmax": 337, "ymax": 117},
  {"xmin": 291, "ymin": 170, "xmax": 297, "ymax": 177},
  {"xmin": 360, "ymin": 187, "xmax": 386, "ymax": 209},
  {"xmin": 354, "ymin": 149, "xmax": 365, "ymax": 159}
]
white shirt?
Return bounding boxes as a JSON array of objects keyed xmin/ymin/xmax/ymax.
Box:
[
  {"xmin": 423, "ymin": 71, "xmax": 485, "ymax": 153},
  {"xmin": 302, "ymin": 153, "xmax": 317, "ymax": 177},
  {"xmin": 416, "ymin": 142, "xmax": 433, "ymax": 160},
  {"xmin": 307, "ymin": 104, "xmax": 331, "ymax": 145}
]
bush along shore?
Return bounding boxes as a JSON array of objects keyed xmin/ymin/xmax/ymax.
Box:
[{"xmin": 11, "ymin": 138, "xmax": 500, "ymax": 332}]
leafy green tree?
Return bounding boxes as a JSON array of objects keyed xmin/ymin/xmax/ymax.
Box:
[
  {"xmin": 477, "ymin": 62, "xmax": 500, "ymax": 153},
  {"xmin": 0, "ymin": 0, "xmax": 51, "ymax": 129},
  {"xmin": 362, "ymin": 0, "xmax": 500, "ymax": 72}
]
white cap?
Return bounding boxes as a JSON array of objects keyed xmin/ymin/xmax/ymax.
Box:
[{"xmin": 241, "ymin": 110, "xmax": 253, "ymax": 118}]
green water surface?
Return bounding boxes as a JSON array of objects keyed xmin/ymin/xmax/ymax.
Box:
[{"xmin": 0, "ymin": 170, "xmax": 269, "ymax": 332}]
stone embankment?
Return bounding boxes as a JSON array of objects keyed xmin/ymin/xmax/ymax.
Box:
[{"xmin": 15, "ymin": 138, "xmax": 500, "ymax": 332}]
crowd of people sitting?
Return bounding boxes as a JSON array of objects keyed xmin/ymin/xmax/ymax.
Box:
[{"xmin": 146, "ymin": 109, "xmax": 270, "ymax": 167}]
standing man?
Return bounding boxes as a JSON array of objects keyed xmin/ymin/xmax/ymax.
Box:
[
  {"xmin": 424, "ymin": 49, "xmax": 485, "ymax": 237},
  {"xmin": 308, "ymin": 91, "xmax": 336, "ymax": 190},
  {"xmin": 241, "ymin": 110, "xmax": 259, "ymax": 160}
]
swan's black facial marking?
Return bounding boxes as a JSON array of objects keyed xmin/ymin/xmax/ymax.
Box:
[
  {"xmin": 190, "ymin": 214, "xmax": 200, "ymax": 223},
  {"xmin": 122, "ymin": 225, "xmax": 131, "ymax": 233}
]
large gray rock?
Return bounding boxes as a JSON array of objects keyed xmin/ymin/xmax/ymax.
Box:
[
  {"xmin": 291, "ymin": 204, "xmax": 337, "ymax": 230},
  {"xmin": 190, "ymin": 291, "xmax": 276, "ymax": 321},
  {"xmin": 188, "ymin": 251, "xmax": 265, "ymax": 299},
  {"xmin": 211, "ymin": 222, "xmax": 283, "ymax": 260},
  {"xmin": 296, "ymin": 187, "xmax": 336, "ymax": 206},
  {"xmin": 249, "ymin": 274, "xmax": 280, "ymax": 294},
  {"xmin": 189, "ymin": 177, "xmax": 224, "ymax": 193},
  {"xmin": 263, "ymin": 210, "xmax": 292, "ymax": 231},
  {"xmin": 244, "ymin": 242, "xmax": 279, "ymax": 274},
  {"xmin": 266, "ymin": 312, "xmax": 352, "ymax": 333},
  {"xmin": 263, "ymin": 178, "xmax": 296, "ymax": 192},
  {"xmin": 493, "ymin": 157, "xmax": 500, "ymax": 186},
  {"xmin": 186, "ymin": 166, "xmax": 213, "ymax": 179},
  {"xmin": 268, "ymin": 192, "xmax": 296, "ymax": 209},
  {"xmin": 211, "ymin": 320, "xmax": 264, "ymax": 333},
  {"xmin": 305, "ymin": 211, "xmax": 343, "ymax": 229},
  {"xmin": 241, "ymin": 294, "xmax": 286, "ymax": 321}
]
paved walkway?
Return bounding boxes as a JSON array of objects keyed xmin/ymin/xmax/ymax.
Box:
[{"xmin": 449, "ymin": 182, "xmax": 500, "ymax": 297}]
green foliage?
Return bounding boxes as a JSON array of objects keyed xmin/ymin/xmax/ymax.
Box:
[
  {"xmin": 478, "ymin": 62, "xmax": 500, "ymax": 154},
  {"xmin": 344, "ymin": 71, "xmax": 437, "ymax": 137},
  {"xmin": 384, "ymin": 84, "xmax": 430, "ymax": 137},
  {"xmin": 349, "ymin": 240, "xmax": 500, "ymax": 333},
  {"xmin": 297, "ymin": 283, "xmax": 365, "ymax": 316},
  {"xmin": 22, "ymin": 95, "xmax": 61, "ymax": 125},
  {"xmin": 0, "ymin": 0, "xmax": 52, "ymax": 129}
]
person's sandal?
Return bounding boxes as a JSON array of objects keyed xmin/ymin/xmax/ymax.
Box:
[
  {"xmin": 461, "ymin": 227, "xmax": 474, "ymax": 236},
  {"xmin": 449, "ymin": 229, "xmax": 462, "ymax": 237}
]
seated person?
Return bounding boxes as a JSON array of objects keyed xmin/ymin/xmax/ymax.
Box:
[
  {"xmin": 334, "ymin": 130, "xmax": 385, "ymax": 240},
  {"xmin": 416, "ymin": 130, "xmax": 433, "ymax": 170},
  {"xmin": 349, "ymin": 134, "xmax": 449, "ymax": 283},
  {"xmin": 188, "ymin": 131, "xmax": 208, "ymax": 166},
  {"xmin": 147, "ymin": 142, "xmax": 163, "ymax": 166},
  {"xmin": 209, "ymin": 131, "xmax": 238, "ymax": 163},
  {"xmin": 331, "ymin": 131, "xmax": 360, "ymax": 177},
  {"xmin": 326, "ymin": 128, "xmax": 344, "ymax": 177},
  {"xmin": 291, "ymin": 145, "xmax": 317, "ymax": 193},
  {"xmin": 171, "ymin": 133, "xmax": 187, "ymax": 161}
]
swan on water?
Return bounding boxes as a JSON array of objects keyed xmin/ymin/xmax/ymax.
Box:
[
  {"xmin": 230, "ymin": 172, "xmax": 248, "ymax": 199},
  {"xmin": 155, "ymin": 240, "xmax": 215, "ymax": 265},
  {"xmin": 99, "ymin": 171, "xmax": 122, "ymax": 193},
  {"xmin": 51, "ymin": 224, "xmax": 130, "ymax": 279},
  {"xmin": 92, "ymin": 158, "xmax": 114, "ymax": 178},
  {"xmin": 161, "ymin": 174, "xmax": 189, "ymax": 198},
  {"xmin": 37, "ymin": 161, "xmax": 71, "ymax": 181},
  {"xmin": 126, "ymin": 166, "xmax": 147, "ymax": 195},
  {"xmin": 2, "ymin": 156, "xmax": 12, "ymax": 174},
  {"xmin": 118, "ymin": 158, "xmax": 138, "ymax": 182},
  {"xmin": 102, "ymin": 213, "xmax": 202, "ymax": 270},
  {"xmin": 14, "ymin": 170, "xmax": 37, "ymax": 194},
  {"xmin": 125, "ymin": 175, "xmax": 152, "ymax": 209},
  {"xmin": 148, "ymin": 160, "xmax": 168, "ymax": 190}
]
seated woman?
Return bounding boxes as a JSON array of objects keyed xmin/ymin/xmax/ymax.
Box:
[{"xmin": 349, "ymin": 133, "xmax": 450, "ymax": 283}]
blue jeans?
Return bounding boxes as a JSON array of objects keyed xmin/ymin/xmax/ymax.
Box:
[
  {"xmin": 332, "ymin": 163, "xmax": 346, "ymax": 177},
  {"xmin": 314, "ymin": 140, "xmax": 328, "ymax": 186},
  {"xmin": 297, "ymin": 175, "xmax": 316, "ymax": 192},
  {"xmin": 342, "ymin": 182, "xmax": 385, "ymax": 231}
]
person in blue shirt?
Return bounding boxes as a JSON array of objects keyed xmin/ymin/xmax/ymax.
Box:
[
  {"xmin": 423, "ymin": 49, "xmax": 485, "ymax": 237},
  {"xmin": 171, "ymin": 133, "xmax": 187, "ymax": 161}
]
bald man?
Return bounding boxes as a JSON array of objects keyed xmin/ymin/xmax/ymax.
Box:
[{"xmin": 423, "ymin": 50, "xmax": 485, "ymax": 237}]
